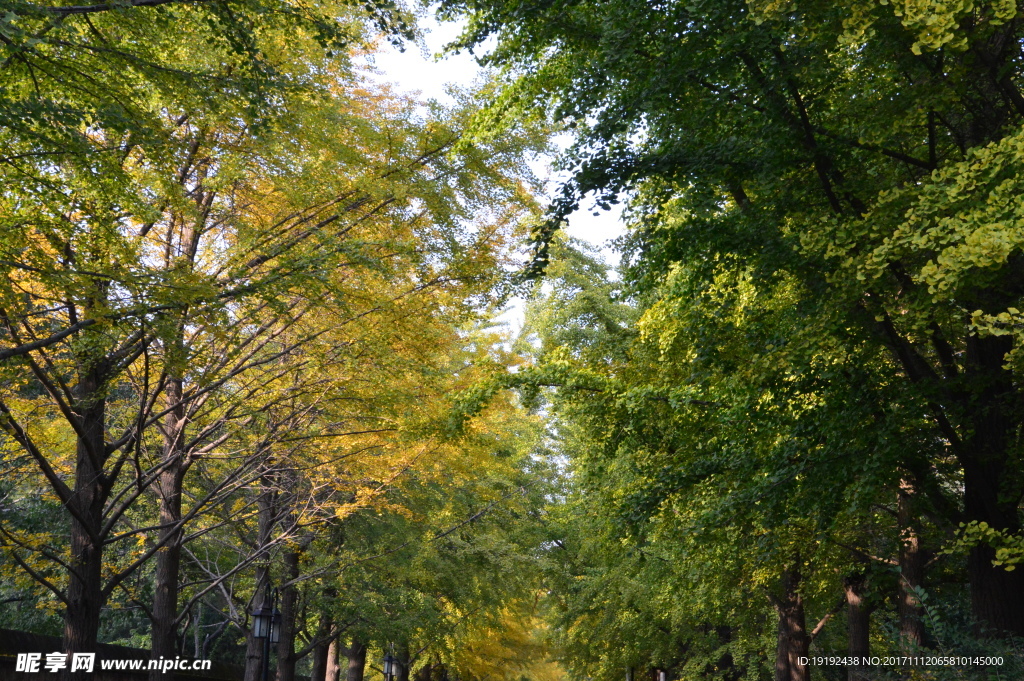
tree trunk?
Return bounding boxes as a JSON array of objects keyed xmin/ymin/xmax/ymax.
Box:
[
  {"xmin": 61, "ymin": 368, "xmax": 108, "ymax": 681},
  {"xmin": 150, "ymin": 202, "xmax": 206, "ymax": 676},
  {"xmin": 961, "ymin": 333, "xmax": 1024, "ymax": 636},
  {"xmin": 243, "ymin": 484, "xmax": 278, "ymax": 681},
  {"xmin": 843, "ymin": 575, "xmax": 870, "ymax": 681},
  {"xmin": 345, "ymin": 640, "xmax": 367, "ymax": 681},
  {"xmin": 244, "ymin": 576, "xmax": 272, "ymax": 681},
  {"xmin": 773, "ymin": 562, "xmax": 810, "ymax": 681},
  {"xmin": 150, "ymin": 377, "xmax": 187, "ymax": 681},
  {"xmin": 193, "ymin": 603, "xmax": 202, "ymax": 658},
  {"xmin": 277, "ymin": 550, "xmax": 301, "ymax": 681},
  {"xmin": 774, "ymin": 618, "xmax": 789, "ymax": 681},
  {"xmin": 396, "ymin": 643, "xmax": 410, "ymax": 681},
  {"xmin": 897, "ymin": 480, "xmax": 925, "ymax": 650},
  {"xmin": 968, "ymin": 544, "xmax": 1024, "ymax": 635},
  {"xmin": 311, "ymin": 646, "xmax": 331, "ymax": 681},
  {"xmin": 325, "ymin": 638, "xmax": 341, "ymax": 681},
  {"xmin": 309, "ymin": 613, "xmax": 334, "ymax": 681}
]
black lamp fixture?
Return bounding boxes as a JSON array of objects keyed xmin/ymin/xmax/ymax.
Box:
[
  {"xmin": 252, "ymin": 587, "xmax": 280, "ymax": 681},
  {"xmin": 270, "ymin": 606, "xmax": 282, "ymax": 644},
  {"xmin": 252, "ymin": 589, "xmax": 282, "ymax": 641},
  {"xmin": 252, "ymin": 602, "xmax": 274, "ymax": 640},
  {"xmin": 383, "ymin": 644, "xmax": 400, "ymax": 681}
]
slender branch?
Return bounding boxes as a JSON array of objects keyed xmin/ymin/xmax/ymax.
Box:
[
  {"xmin": 0, "ymin": 539, "xmax": 70, "ymax": 606},
  {"xmin": 808, "ymin": 596, "xmax": 846, "ymax": 643},
  {"xmin": 0, "ymin": 317, "xmax": 96, "ymax": 362},
  {"xmin": 23, "ymin": 0, "xmax": 218, "ymax": 17}
]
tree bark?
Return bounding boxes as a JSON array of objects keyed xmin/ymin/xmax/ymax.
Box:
[
  {"xmin": 396, "ymin": 643, "xmax": 410, "ymax": 681},
  {"xmin": 345, "ymin": 640, "xmax": 367, "ymax": 681},
  {"xmin": 309, "ymin": 613, "xmax": 334, "ymax": 681},
  {"xmin": 150, "ymin": 377, "xmax": 187, "ymax": 681},
  {"xmin": 150, "ymin": 213, "xmax": 205, "ymax": 677},
  {"xmin": 773, "ymin": 562, "xmax": 810, "ymax": 681},
  {"xmin": 961, "ymin": 335, "xmax": 1024, "ymax": 636},
  {"xmin": 277, "ymin": 550, "xmax": 301, "ymax": 681},
  {"xmin": 192, "ymin": 603, "xmax": 202, "ymax": 658},
  {"xmin": 843, "ymin": 575, "xmax": 870, "ymax": 681},
  {"xmin": 897, "ymin": 480, "xmax": 925, "ymax": 650},
  {"xmin": 243, "ymin": 484, "xmax": 278, "ymax": 681},
  {"xmin": 325, "ymin": 637, "xmax": 341, "ymax": 681},
  {"xmin": 61, "ymin": 366, "xmax": 109, "ymax": 681},
  {"xmin": 244, "ymin": 577, "xmax": 272, "ymax": 681},
  {"xmin": 311, "ymin": 646, "xmax": 331, "ymax": 681}
]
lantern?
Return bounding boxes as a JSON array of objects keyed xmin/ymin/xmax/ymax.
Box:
[
  {"xmin": 252, "ymin": 603, "xmax": 273, "ymax": 639},
  {"xmin": 270, "ymin": 607, "xmax": 282, "ymax": 644}
]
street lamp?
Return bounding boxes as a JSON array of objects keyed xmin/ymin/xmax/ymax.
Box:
[
  {"xmin": 252, "ymin": 588, "xmax": 279, "ymax": 681},
  {"xmin": 383, "ymin": 652, "xmax": 397, "ymax": 681},
  {"xmin": 270, "ymin": 607, "xmax": 282, "ymax": 644},
  {"xmin": 252, "ymin": 602, "xmax": 274, "ymax": 639}
]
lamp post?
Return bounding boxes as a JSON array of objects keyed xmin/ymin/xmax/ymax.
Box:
[
  {"xmin": 383, "ymin": 644, "xmax": 401, "ymax": 681},
  {"xmin": 253, "ymin": 588, "xmax": 280, "ymax": 681}
]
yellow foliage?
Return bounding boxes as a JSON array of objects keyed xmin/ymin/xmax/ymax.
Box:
[{"xmin": 445, "ymin": 601, "xmax": 566, "ymax": 681}]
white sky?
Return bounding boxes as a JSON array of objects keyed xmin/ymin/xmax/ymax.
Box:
[{"xmin": 366, "ymin": 13, "xmax": 625, "ymax": 331}]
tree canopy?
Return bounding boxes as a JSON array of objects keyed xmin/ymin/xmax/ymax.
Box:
[
  {"xmin": 5, "ymin": 1, "xmax": 1024, "ymax": 681},
  {"xmin": 435, "ymin": 0, "xmax": 1024, "ymax": 678}
]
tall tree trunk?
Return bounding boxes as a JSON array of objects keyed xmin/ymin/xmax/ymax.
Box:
[
  {"xmin": 309, "ymin": 613, "xmax": 334, "ymax": 681},
  {"xmin": 345, "ymin": 640, "xmax": 367, "ymax": 681},
  {"xmin": 150, "ymin": 377, "xmax": 187, "ymax": 681},
  {"xmin": 244, "ymin": 573, "xmax": 272, "ymax": 681},
  {"xmin": 244, "ymin": 483, "xmax": 278, "ymax": 681},
  {"xmin": 149, "ymin": 201, "xmax": 205, "ymax": 675},
  {"xmin": 62, "ymin": 368, "xmax": 108, "ymax": 681},
  {"xmin": 774, "ymin": 617, "xmax": 789, "ymax": 681},
  {"xmin": 277, "ymin": 550, "xmax": 301, "ymax": 681},
  {"xmin": 843, "ymin": 575, "xmax": 870, "ymax": 681},
  {"xmin": 961, "ymin": 335, "xmax": 1024, "ymax": 636},
  {"xmin": 773, "ymin": 562, "xmax": 810, "ymax": 681},
  {"xmin": 193, "ymin": 603, "xmax": 203, "ymax": 658},
  {"xmin": 311, "ymin": 645, "xmax": 331, "ymax": 681},
  {"xmin": 897, "ymin": 480, "xmax": 925, "ymax": 650},
  {"xmin": 325, "ymin": 637, "xmax": 341, "ymax": 681},
  {"xmin": 396, "ymin": 643, "xmax": 410, "ymax": 681}
]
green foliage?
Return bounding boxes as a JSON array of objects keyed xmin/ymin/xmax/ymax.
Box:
[
  {"xmin": 0, "ymin": 2, "xmax": 558, "ymax": 677},
  {"xmin": 438, "ymin": 0, "xmax": 1024, "ymax": 670},
  {"xmin": 944, "ymin": 522, "xmax": 1024, "ymax": 570}
]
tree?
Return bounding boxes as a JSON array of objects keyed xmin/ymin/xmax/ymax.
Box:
[
  {"xmin": 298, "ymin": 327, "xmax": 557, "ymax": 681},
  {"xmin": 0, "ymin": 0, "xmax": 546, "ymax": 670},
  {"xmin": 440, "ymin": 0, "xmax": 1024, "ymax": 638},
  {"xmin": 515, "ymin": 239, "xmax": 877, "ymax": 681}
]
